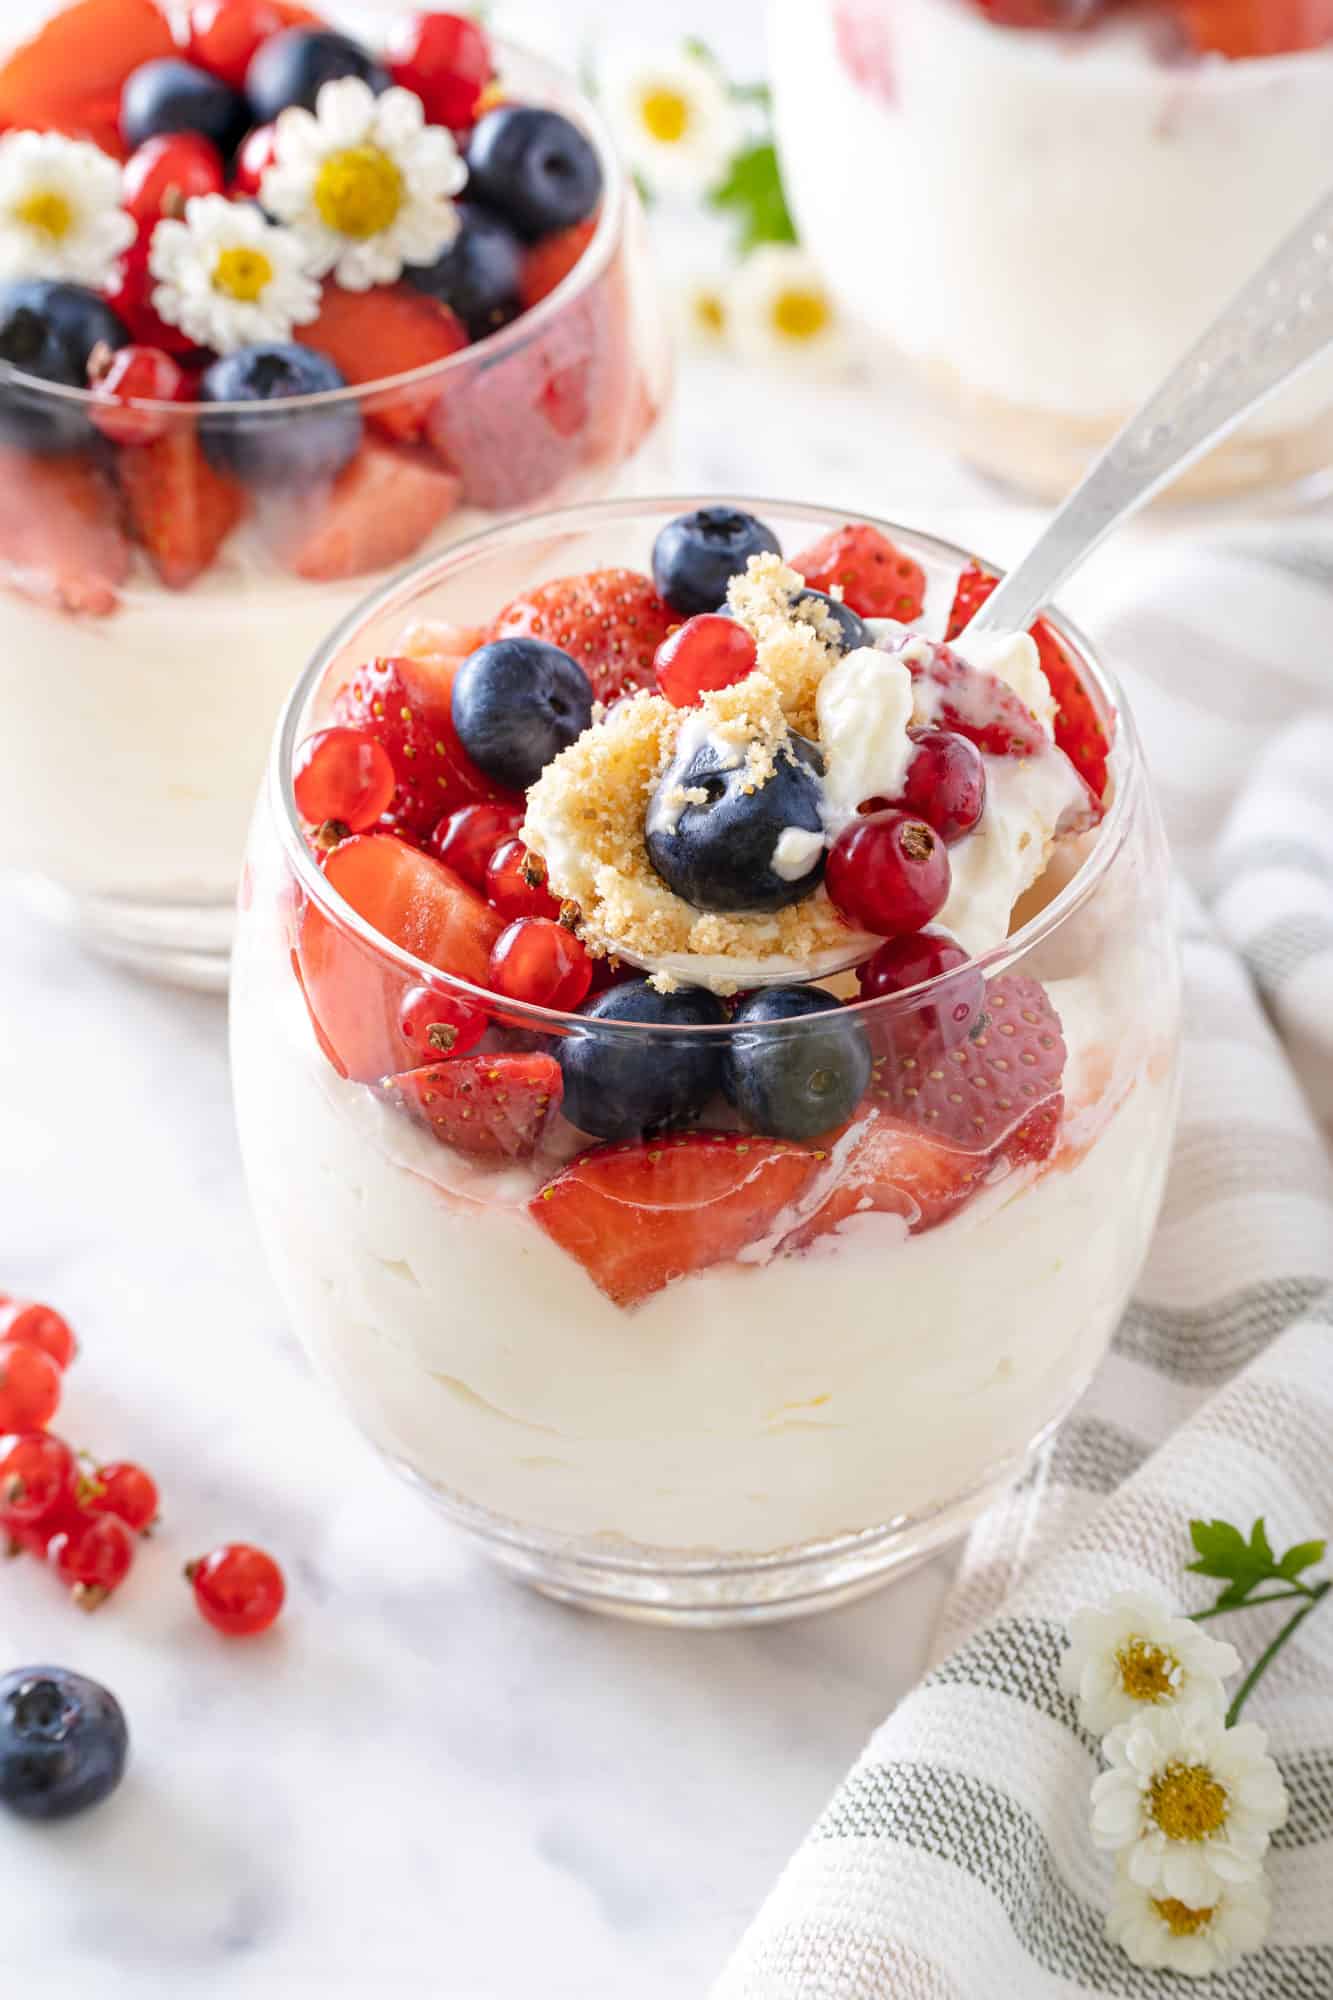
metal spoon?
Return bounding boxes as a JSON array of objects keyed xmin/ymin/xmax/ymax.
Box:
[{"xmin": 962, "ymin": 186, "xmax": 1333, "ymax": 643}]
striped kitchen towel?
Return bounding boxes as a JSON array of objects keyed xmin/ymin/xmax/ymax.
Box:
[{"xmin": 716, "ymin": 523, "xmax": 1333, "ymax": 1998}]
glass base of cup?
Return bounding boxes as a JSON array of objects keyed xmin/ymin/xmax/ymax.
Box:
[
  {"xmin": 22, "ymin": 875, "xmax": 234, "ymax": 991},
  {"xmin": 386, "ymin": 1429, "xmax": 1055, "ymax": 1628}
]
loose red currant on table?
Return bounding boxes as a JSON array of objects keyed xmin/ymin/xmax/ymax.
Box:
[
  {"xmin": 430, "ymin": 800, "xmax": 525, "ymax": 891},
  {"xmin": 122, "ymin": 132, "xmax": 225, "ymax": 228},
  {"xmin": 0, "ymin": 1300, "xmax": 77, "ymax": 1370},
  {"xmin": 231, "ymin": 122, "xmax": 280, "ymax": 200},
  {"xmin": 489, "ymin": 919, "xmax": 592, "ymax": 1010},
  {"xmin": 398, "ymin": 983, "xmax": 488, "ymax": 1060},
  {"xmin": 0, "ymin": 1342, "xmax": 62, "ymax": 1432},
  {"xmin": 185, "ymin": 0, "xmax": 320, "ymax": 89},
  {"xmin": 187, "ymin": 1543, "xmax": 285, "ymax": 1637},
  {"xmin": 654, "ymin": 615, "xmax": 757, "ymax": 708},
  {"xmin": 87, "ymin": 1462, "xmax": 159, "ymax": 1537},
  {"xmin": 88, "ymin": 345, "xmax": 188, "ymax": 447},
  {"xmin": 0, "ymin": 1433, "xmax": 76, "ymax": 1528},
  {"xmin": 827, "ymin": 810, "xmax": 951, "ymax": 937},
  {"xmin": 387, "ymin": 11, "xmax": 495, "ymax": 130},
  {"xmin": 485, "ymin": 837, "xmax": 563, "ymax": 922},
  {"xmin": 897, "ymin": 728, "xmax": 986, "ymax": 845},
  {"xmin": 294, "ymin": 728, "xmax": 397, "ymax": 836},
  {"xmin": 50, "ymin": 1513, "xmax": 135, "ymax": 1612}
]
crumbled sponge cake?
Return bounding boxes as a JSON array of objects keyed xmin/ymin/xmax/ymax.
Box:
[{"xmin": 726, "ymin": 551, "xmax": 842, "ymax": 740}]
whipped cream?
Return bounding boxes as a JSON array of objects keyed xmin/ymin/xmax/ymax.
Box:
[{"xmin": 816, "ymin": 645, "xmax": 915, "ymax": 832}]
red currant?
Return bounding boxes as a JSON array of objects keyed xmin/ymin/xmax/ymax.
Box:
[
  {"xmin": 488, "ymin": 919, "xmax": 592, "ymax": 1010},
  {"xmin": 485, "ymin": 838, "xmax": 562, "ymax": 922},
  {"xmin": 105, "ymin": 232, "xmax": 198, "ymax": 355},
  {"xmin": 87, "ymin": 1462, "xmax": 159, "ymax": 1536},
  {"xmin": 386, "ymin": 11, "xmax": 494, "ymax": 130},
  {"xmin": 88, "ymin": 344, "xmax": 188, "ymax": 446},
  {"xmin": 430, "ymin": 800, "xmax": 525, "ymax": 890},
  {"xmin": 0, "ymin": 1300, "xmax": 77, "ymax": 1370},
  {"xmin": 187, "ymin": 1543, "xmax": 286, "ymax": 1636},
  {"xmin": 294, "ymin": 728, "xmax": 397, "ymax": 834},
  {"xmin": 0, "ymin": 1342, "xmax": 61, "ymax": 1432},
  {"xmin": 231, "ymin": 122, "xmax": 280, "ymax": 199},
  {"xmin": 186, "ymin": 0, "xmax": 320, "ymax": 89},
  {"xmin": 826, "ymin": 810, "xmax": 951, "ymax": 936},
  {"xmin": 0, "ymin": 1432, "xmax": 76, "ymax": 1528},
  {"xmin": 50, "ymin": 1512, "xmax": 134, "ymax": 1611},
  {"xmin": 398, "ymin": 983, "xmax": 488, "ymax": 1060},
  {"xmin": 654, "ymin": 614, "xmax": 758, "ymax": 708},
  {"xmin": 857, "ymin": 932, "xmax": 984, "ymax": 1044},
  {"xmin": 897, "ymin": 728, "xmax": 986, "ymax": 844},
  {"xmin": 122, "ymin": 133, "xmax": 225, "ymax": 228}
]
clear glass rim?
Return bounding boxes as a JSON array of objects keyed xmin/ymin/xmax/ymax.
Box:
[
  {"xmin": 269, "ymin": 492, "xmax": 1146, "ymax": 1043},
  {"xmin": 0, "ymin": 33, "xmax": 625, "ymax": 422}
]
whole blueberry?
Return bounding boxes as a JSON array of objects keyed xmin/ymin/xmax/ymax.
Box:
[
  {"xmin": 121, "ymin": 58, "xmax": 249, "ymax": 156},
  {"xmin": 245, "ymin": 27, "xmax": 390, "ymax": 124},
  {"xmin": 465, "ymin": 106, "xmax": 602, "ymax": 242},
  {"xmin": 198, "ymin": 342, "xmax": 362, "ymax": 489},
  {"xmin": 0, "ymin": 1667, "xmax": 128, "ymax": 1821},
  {"xmin": 793, "ymin": 587, "xmax": 869, "ymax": 655},
  {"xmin": 452, "ymin": 638, "xmax": 593, "ymax": 791},
  {"xmin": 406, "ymin": 202, "xmax": 523, "ymax": 341},
  {"xmin": 558, "ymin": 979, "xmax": 727, "ymax": 1141},
  {"xmin": 723, "ymin": 986, "xmax": 872, "ymax": 1142},
  {"xmin": 647, "ymin": 730, "xmax": 826, "ymax": 915},
  {"xmin": 0, "ymin": 280, "xmax": 129, "ymax": 451},
  {"xmin": 653, "ymin": 507, "xmax": 782, "ymax": 619}
]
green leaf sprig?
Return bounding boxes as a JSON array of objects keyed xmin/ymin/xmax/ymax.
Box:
[{"xmin": 1186, "ymin": 1516, "xmax": 1329, "ymax": 1723}]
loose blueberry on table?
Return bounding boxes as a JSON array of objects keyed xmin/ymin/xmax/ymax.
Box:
[
  {"xmin": 0, "ymin": 0, "xmax": 631, "ymax": 609},
  {"xmin": 0, "ymin": 1666, "xmax": 128, "ymax": 1819},
  {"xmin": 290, "ymin": 505, "xmax": 1114, "ymax": 1309}
]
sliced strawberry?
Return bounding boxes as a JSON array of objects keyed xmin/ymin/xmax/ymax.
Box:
[
  {"xmin": 518, "ymin": 216, "xmax": 598, "ymax": 311},
  {"xmin": 491, "ymin": 568, "xmax": 672, "ymax": 703},
  {"xmin": 280, "ymin": 440, "xmax": 461, "ymax": 582},
  {"xmin": 531, "ymin": 1131, "xmax": 824, "ymax": 1309},
  {"xmin": 297, "ymin": 834, "xmax": 504, "ymax": 1082},
  {"xmin": 0, "ymin": 449, "xmax": 130, "ymax": 616},
  {"xmin": 833, "ymin": 2, "xmax": 897, "ymax": 102},
  {"xmin": 946, "ymin": 562, "xmax": 1112, "ymax": 796},
  {"xmin": 384, "ymin": 1054, "xmax": 561, "ymax": 1160},
  {"xmin": 788, "ymin": 1117, "xmax": 998, "ymax": 1249},
  {"xmin": 295, "ymin": 284, "xmax": 468, "ymax": 442},
  {"xmin": 331, "ymin": 651, "xmax": 518, "ymax": 838},
  {"xmin": 791, "ymin": 522, "xmax": 926, "ymax": 621},
  {"xmin": 0, "ymin": 0, "xmax": 176, "ymax": 157},
  {"xmin": 870, "ymin": 973, "xmax": 1067, "ymax": 1152},
  {"xmin": 906, "ymin": 635, "xmax": 1049, "ymax": 760},
  {"xmin": 1174, "ymin": 0, "xmax": 1333, "ymax": 54},
  {"xmin": 117, "ymin": 423, "xmax": 247, "ymax": 589}
]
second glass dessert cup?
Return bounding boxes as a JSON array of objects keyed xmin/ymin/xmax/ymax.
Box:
[
  {"xmin": 231, "ymin": 497, "xmax": 1182, "ymax": 1625},
  {"xmin": 0, "ymin": 34, "xmax": 671, "ymax": 990}
]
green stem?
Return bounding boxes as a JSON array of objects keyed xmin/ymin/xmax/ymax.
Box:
[
  {"xmin": 1225, "ymin": 1580, "xmax": 1330, "ymax": 1725},
  {"xmin": 1191, "ymin": 1589, "xmax": 1314, "ymax": 1622}
]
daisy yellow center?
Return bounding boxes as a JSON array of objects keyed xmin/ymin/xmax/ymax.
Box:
[
  {"xmin": 313, "ymin": 146, "xmax": 405, "ymax": 239},
  {"xmin": 694, "ymin": 289, "xmax": 725, "ymax": 336},
  {"xmin": 16, "ymin": 189, "xmax": 74, "ymax": 241},
  {"xmin": 1116, "ymin": 1637, "xmax": 1179, "ymax": 1704},
  {"xmin": 1149, "ymin": 1763, "xmax": 1229, "ymax": 1843},
  {"xmin": 638, "ymin": 86, "xmax": 691, "ymax": 144},
  {"xmin": 213, "ymin": 246, "xmax": 274, "ymax": 302},
  {"xmin": 771, "ymin": 286, "xmax": 830, "ymax": 344},
  {"xmin": 1151, "ymin": 1897, "xmax": 1218, "ymax": 1938}
]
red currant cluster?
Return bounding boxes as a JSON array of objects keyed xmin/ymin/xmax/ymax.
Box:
[{"xmin": 0, "ymin": 1293, "xmax": 283, "ymax": 1635}]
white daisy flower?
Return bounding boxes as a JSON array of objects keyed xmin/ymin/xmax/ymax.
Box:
[
  {"xmin": 0, "ymin": 131, "xmax": 134, "ymax": 288},
  {"xmin": 724, "ymin": 244, "xmax": 848, "ymax": 377},
  {"xmin": 149, "ymin": 195, "xmax": 321, "ymax": 355},
  {"xmin": 1107, "ymin": 1859, "xmax": 1271, "ymax": 1978},
  {"xmin": 1060, "ymin": 1589, "xmax": 1240, "ymax": 1736},
  {"xmin": 679, "ymin": 270, "xmax": 729, "ymax": 349},
  {"xmin": 1091, "ymin": 1706, "xmax": 1288, "ymax": 1906},
  {"xmin": 261, "ymin": 78, "xmax": 466, "ymax": 292},
  {"xmin": 605, "ymin": 50, "xmax": 740, "ymax": 198}
]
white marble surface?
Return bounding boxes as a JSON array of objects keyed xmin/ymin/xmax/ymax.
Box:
[{"xmin": 0, "ymin": 4, "xmax": 1113, "ymax": 1993}]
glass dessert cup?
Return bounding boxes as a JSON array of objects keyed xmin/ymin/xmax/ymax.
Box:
[
  {"xmin": 0, "ymin": 32, "xmax": 671, "ymax": 991},
  {"xmin": 771, "ymin": 0, "xmax": 1333, "ymax": 504},
  {"xmin": 231, "ymin": 496, "xmax": 1182, "ymax": 1626}
]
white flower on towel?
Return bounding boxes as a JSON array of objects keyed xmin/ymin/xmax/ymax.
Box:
[
  {"xmin": 1060, "ymin": 1589, "xmax": 1239, "ymax": 1736},
  {"xmin": 1107, "ymin": 1859, "xmax": 1270, "ymax": 1978}
]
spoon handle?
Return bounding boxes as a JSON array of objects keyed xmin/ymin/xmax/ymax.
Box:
[{"xmin": 961, "ymin": 187, "xmax": 1333, "ymax": 642}]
